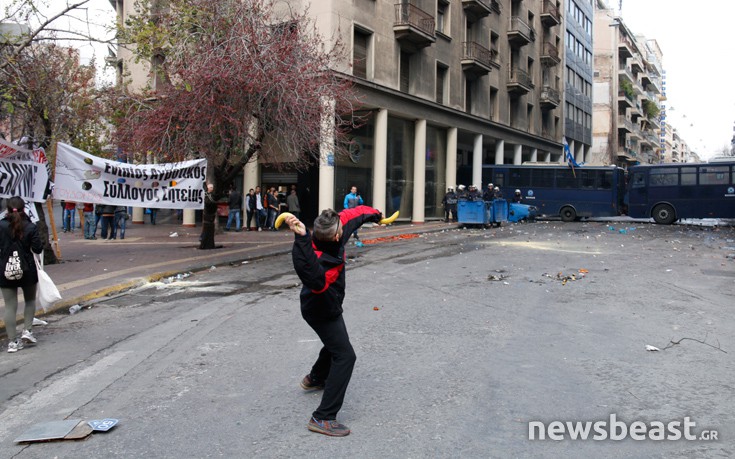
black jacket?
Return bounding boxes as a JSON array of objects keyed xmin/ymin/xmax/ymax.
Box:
[
  {"xmin": 292, "ymin": 205, "xmax": 382, "ymax": 320},
  {"xmin": 0, "ymin": 215, "xmax": 44, "ymax": 288}
]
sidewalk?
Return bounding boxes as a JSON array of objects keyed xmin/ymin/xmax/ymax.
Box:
[{"xmin": 1, "ymin": 209, "xmax": 454, "ymax": 332}]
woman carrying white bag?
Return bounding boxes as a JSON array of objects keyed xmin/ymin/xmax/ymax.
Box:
[{"xmin": 1, "ymin": 196, "xmax": 45, "ymax": 353}]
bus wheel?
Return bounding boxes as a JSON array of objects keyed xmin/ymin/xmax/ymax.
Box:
[
  {"xmin": 652, "ymin": 204, "xmax": 676, "ymax": 225},
  {"xmin": 560, "ymin": 206, "xmax": 577, "ymax": 223}
]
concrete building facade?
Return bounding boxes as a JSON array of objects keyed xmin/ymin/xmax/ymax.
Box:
[
  {"xmin": 113, "ymin": 0, "xmax": 567, "ymax": 222},
  {"xmin": 562, "ymin": 0, "xmax": 593, "ymax": 164},
  {"xmin": 590, "ymin": 2, "xmax": 664, "ymax": 167}
]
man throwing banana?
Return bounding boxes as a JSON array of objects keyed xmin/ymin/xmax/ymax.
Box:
[{"xmin": 281, "ymin": 205, "xmax": 385, "ymax": 437}]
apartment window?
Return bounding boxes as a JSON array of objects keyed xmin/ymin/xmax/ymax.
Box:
[
  {"xmin": 437, "ymin": 0, "xmax": 449, "ymax": 35},
  {"xmin": 527, "ymin": 103, "xmax": 534, "ymax": 131},
  {"xmin": 527, "ymin": 57, "xmax": 534, "ymax": 85},
  {"xmin": 566, "ymin": 31, "xmax": 574, "ymax": 51},
  {"xmin": 400, "ymin": 52, "xmax": 410, "ymax": 92},
  {"xmin": 465, "ymin": 78, "xmax": 473, "ymax": 114},
  {"xmin": 585, "ymin": 18, "xmax": 592, "ymax": 36},
  {"xmin": 353, "ymin": 28, "xmax": 372, "ymax": 79},
  {"xmin": 436, "ymin": 63, "xmax": 448, "ymax": 104},
  {"xmin": 490, "ymin": 87, "xmax": 498, "ymax": 120},
  {"xmin": 151, "ymin": 53, "xmax": 166, "ymax": 90}
]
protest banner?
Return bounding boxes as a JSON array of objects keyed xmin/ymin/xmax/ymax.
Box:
[
  {"xmin": 54, "ymin": 143, "xmax": 207, "ymax": 209},
  {"xmin": 0, "ymin": 138, "xmax": 51, "ymax": 203}
]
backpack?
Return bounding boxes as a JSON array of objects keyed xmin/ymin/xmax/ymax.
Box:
[{"xmin": 3, "ymin": 239, "xmax": 29, "ymax": 281}]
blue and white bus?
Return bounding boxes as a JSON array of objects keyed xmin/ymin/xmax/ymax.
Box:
[
  {"xmin": 458, "ymin": 164, "xmax": 626, "ymax": 222},
  {"xmin": 627, "ymin": 161, "xmax": 735, "ymax": 224}
]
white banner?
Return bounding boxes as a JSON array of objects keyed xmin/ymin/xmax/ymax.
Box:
[
  {"xmin": 0, "ymin": 138, "xmax": 51, "ymax": 203},
  {"xmin": 54, "ymin": 143, "xmax": 207, "ymax": 209}
]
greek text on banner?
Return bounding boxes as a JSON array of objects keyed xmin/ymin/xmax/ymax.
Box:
[{"xmin": 54, "ymin": 143, "xmax": 207, "ymax": 209}]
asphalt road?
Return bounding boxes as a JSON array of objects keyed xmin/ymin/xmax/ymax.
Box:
[{"xmin": 1, "ymin": 221, "xmax": 733, "ymax": 458}]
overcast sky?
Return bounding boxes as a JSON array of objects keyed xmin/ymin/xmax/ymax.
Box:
[{"xmin": 616, "ymin": 0, "xmax": 735, "ymax": 159}]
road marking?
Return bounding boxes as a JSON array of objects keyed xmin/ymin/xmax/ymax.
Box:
[{"xmin": 484, "ymin": 241, "xmax": 605, "ymax": 255}]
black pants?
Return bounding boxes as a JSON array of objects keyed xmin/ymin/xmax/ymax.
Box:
[{"xmin": 304, "ymin": 314, "xmax": 356, "ymax": 420}]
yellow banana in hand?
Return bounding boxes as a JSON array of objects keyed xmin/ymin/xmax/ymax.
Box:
[
  {"xmin": 379, "ymin": 210, "xmax": 399, "ymax": 225},
  {"xmin": 274, "ymin": 212, "xmax": 295, "ymax": 229}
]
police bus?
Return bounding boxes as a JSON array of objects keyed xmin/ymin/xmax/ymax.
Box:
[
  {"xmin": 626, "ymin": 161, "xmax": 735, "ymax": 224},
  {"xmin": 458, "ymin": 164, "xmax": 626, "ymax": 222}
]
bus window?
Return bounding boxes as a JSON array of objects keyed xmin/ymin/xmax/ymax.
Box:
[
  {"xmin": 630, "ymin": 172, "xmax": 645, "ymax": 188},
  {"xmin": 680, "ymin": 167, "xmax": 697, "ymax": 186},
  {"xmin": 509, "ymin": 169, "xmax": 531, "ymax": 187},
  {"xmin": 649, "ymin": 168, "xmax": 678, "ymax": 186},
  {"xmin": 532, "ymin": 169, "xmax": 555, "ymax": 188},
  {"xmin": 599, "ymin": 171, "xmax": 613, "ymax": 190},
  {"xmin": 556, "ymin": 169, "xmax": 577, "ymax": 188},
  {"xmin": 578, "ymin": 170, "xmax": 595, "ymax": 189},
  {"xmin": 699, "ymin": 166, "xmax": 729, "ymax": 185}
]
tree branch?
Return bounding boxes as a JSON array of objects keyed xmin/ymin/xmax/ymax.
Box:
[{"xmin": 0, "ymin": 0, "xmax": 92, "ymax": 73}]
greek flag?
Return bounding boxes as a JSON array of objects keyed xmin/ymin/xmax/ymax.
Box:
[{"xmin": 563, "ymin": 137, "xmax": 581, "ymax": 168}]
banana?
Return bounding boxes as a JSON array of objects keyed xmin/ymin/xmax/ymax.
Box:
[
  {"xmin": 274, "ymin": 211, "xmax": 296, "ymax": 229},
  {"xmin": 379, "ymin": 210, "xmax": 399, "ymax": 225}
]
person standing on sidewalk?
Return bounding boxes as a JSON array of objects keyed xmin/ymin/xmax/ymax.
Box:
[
  {"xmin": 1, "ymin": 196, "xmax": 44, "ymax": 353},
  {"xmin": 111, "ymin": 206, "xmax": 127, "ymax": 240},
  {"xmin": 342, "ymin": 186, "xmax": 364, "ymax": 242},
  {"xmin": 264, "ymin": 187, "xmax": 279, "ymax": 230},
  {"xmin": 100, "ymin": 204, "xmax": 116, "ymax": 240},
  {"xmin": 62, "ymin": 200, "xmax": 76, "ymax": 233},
  {"xmin": 200, "ymin": 183, "xmax": 217, "ymax": 249},
  {"xmin": 255, "ymin": 186, "xmax": 266, "ymax": 231},
  {"xmin": 245, "ymin": 188, "xmax": 256, "ymax": 231},
  {"xmin": 286, "ymin": 189, "xmax": 301, "ymax": 219},
  {"xmin": 225, "ymin": 186, "xmax": 242, "ymax": 232},
  {"xmin": 82, "ymin": 202, "xmax": 95, "ymax": 239},
  {"xmin": 284, "ymin": 204, "xmax": 384, "ymax": 437}
]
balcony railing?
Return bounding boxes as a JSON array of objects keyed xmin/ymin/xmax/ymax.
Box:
[
  {"xmin": 540, "ymin": 41, "xmax": 560, "ymax": 66},
  {"xmin": 491, "ymin": 0, "xmax": 501, "ymax": 13},
  {"xmin": 540, "ymin": 85, "xmax": 560, "ymax": 108},
  {"xmin": 508, "ymin": 16, "xmax": 532, "ymax": 46},
  {"xmin": 462, "ymin": 41, "xmax": 494, "ymax": 76},
  {"xmin": 462, "ymin": 0, "xmax": 492, "ymax": 21},
  {"xmin": 540, "ymin": 0, "xmax": 561, "ymax": 27},
  {"xmin": 394, "ymin": 3, "xmax": 436, "ymax": 51},
  {"xmin": 507, "ymin": 65, "xmax": 533, "ymax": 93},
  {"xmin": 618, "ymin": 116, "xmax": 634, "ymax": 132}
]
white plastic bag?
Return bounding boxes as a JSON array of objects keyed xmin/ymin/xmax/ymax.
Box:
[{"xmin": 34, "ymin": 254, "xmax": 62, "ymax": 312}]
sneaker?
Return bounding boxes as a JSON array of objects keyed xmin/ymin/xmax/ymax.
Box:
[
  {"xmin": 307, "ymin": 417, "xmax": 350, "ymax": 437},
  {"xmin": 258, "ymin": 227, "xmax": 262, "ymax": 232},
  {"xmin": 7, "ymin": 339, "xmax": 24, "ymax": 353},
  {"xmin": 21, "ymin": 330, "xmax": 37, "ymax": 344},
  {"xmin": 300, "ymin": 374, "xmax": 324, "ymax": 391}
]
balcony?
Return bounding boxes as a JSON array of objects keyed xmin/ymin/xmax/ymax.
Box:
[
  {"xmin": 629, "ymin": 55, "xmax": 643, "ymax": 73},
  {"xmin": 508, "ymin": 16, "xmax": 533, "ymax": 46},
  {"xmin": 491, "ymin": 0, "xmax": 501, "ymax": 14},
  {"xmin": 540, "ymin": 41, "xmax": 560, "ymax": 66},
  {"xmin": 618, "ymin": 34, "xmax": 634, "ymax": 58},
  {"xmin": 540, "ymin": 0, "xmax": 561, "ymax": 27},
  {"xmin": 540, "ymin": 85, "xmax": 560, "ymax": 109},
  {"xmin": 618, "ymin": 115, "xmax": 634, "ymax": 132},
  {"xmin": 462, "ymin": 0, "xmax": 492, "ymax": 22},
  {"xmin": 618, "ymin": 65, "xmax": 635, "ymax": 84},
  {"xmin": 394, "ymin": 3, "xmax": 435, "ymax": 52},
  {"xmin": 507, "ymin": 65, "xmax": 533, "ymax": 94},
  {"xmin": 617, "ymin": 90, "xmax": 634, "ymax": 108},
  {"xmin": 489, "ymin": 48, "xmax": 501, "ymax": 68},
  {"xmin": 462, "ymin": 41, "xmax": 494, "ymax": 78},
  {"xmin": 641, "ymin": 73, "xmax": 662, "ymax": 94}
]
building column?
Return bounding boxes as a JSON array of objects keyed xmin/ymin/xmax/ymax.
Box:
[
  {"xmin": 575, "ymin": 142, "xmax": 584, "ymax": 164},
  {"xmin": 183, "ymin": 208, "xmax": 196, "ymax": 227},
  {"xmin": 318, "ymin": 97, "xmax": 336, "ymax": 212},
  {"xmin": 472, "ymin": 134, "xmax": 483, "ymax": 188},
  {"xmin": 530, "ymin": 148, "xmax": 538, "ymax": 162},
  {"xmin": 495, "ymin": 139, "xmax": 505, "ymax": 164},
  {"xmin": 372, "ymin": 109, "xmax": 388, "ymax": 214},
  {"xmin": 412, "ymin": 119, "xmax": 427, "ymax": 223},
  {"xmin": 446, "ymin": 127, "xmax": 458, "ymax": 189},
  {"xmin": 568, "ymin": 139, "xmax": 575, "ymax": 162},
  {"xmin": 544, "ymin": 151, "xmax": 552, "ymax": 162},
  {"xmin": 513, "ymin": 144, "xmax": 523, "ymax": 165}
]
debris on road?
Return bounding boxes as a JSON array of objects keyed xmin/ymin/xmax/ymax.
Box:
[
  {"xmin": 69, "ymin": 304, "xmax": 82, "ymax": 315},
  {"xmin": 645, "ymin": 345, "xmax": 660, "ymax": 352}
]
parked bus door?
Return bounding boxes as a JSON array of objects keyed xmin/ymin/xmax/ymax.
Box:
[{"xmin": 627, "ymin": 171, "xmax": 647, "ymax": 217}]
